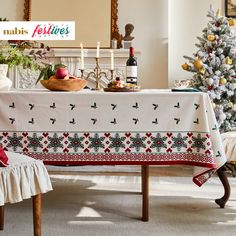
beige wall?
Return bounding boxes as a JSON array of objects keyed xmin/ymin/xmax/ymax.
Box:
[
  {"xmin": 0, "ymin": 0, "xmax": 168, "ymax": 89},
  {"xmin": 0, "ymin": 0, "xmax": 24, "ymax": 20},
  {"xmin": 168, "ymin": 0, "xmax": 225, "ymax": 87},
  {"xmin": 119, "ymin": 0, "xmax": 168, "ymax": 89}
]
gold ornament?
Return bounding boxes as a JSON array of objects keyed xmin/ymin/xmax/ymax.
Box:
[
  {"xmin": 207, "ymin": 35, "xmax": 216, "ymax": 41},
  {"xmin": 229, "ymin": 19, "xmax": 235, "ymax": 26},
  {"xmin": 220, "ymin": 78, "xmax": 227, "ymax": 85},
  {"xmin": 199, "ymin": 68, "xmax": 205, "ymax": 74},
  {"xmin": 211, "ymin": 102, "xmax": 216, "ymax": 110},
  {"xmin": 225, "ymin": 57, "xmax": 233, "ymax": 65},
  {"xmin": 228, "ymin": 101, "xmax": 234, "ymax": 108},
  {"xmin": 216, "ymin": 9, "xmax": 221, "ymax": 17},
  {"xmin": 182, "ymin": 63, "xmax": 189, "ymax": 70},
  {"xmin": 194, "ymin": 59, "xmax": 203, "ymax": 70}
]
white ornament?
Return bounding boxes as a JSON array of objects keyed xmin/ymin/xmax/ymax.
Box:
[
  {"xmin": 227, "ymin": 90, "xmax": 234, "ymax": 96},
  {"xmin": 207, "ymin": 78, "xmax": 214, "ymax": 85},
  {"xmin": 219, "ymin": 113, "xmax": 226, "ymax": 121}
]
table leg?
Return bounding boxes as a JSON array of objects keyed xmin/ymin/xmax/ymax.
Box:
[
  {"xmin": 141, "ymin": 165, "xmax": 149, "ymax": 222},
  {"xmin": 32, "ymin": 194, "xmax": 42, "ymax": 236},
  {"xmin": 0, "ymin": 205, "xmax": 4, "ymax": 230},
  {"xmin": 215, "ymin": 166, "xmax": 231, "ymax": 208}
]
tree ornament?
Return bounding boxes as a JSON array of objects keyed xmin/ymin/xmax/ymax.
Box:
[
  {"xmin": 229, "ymin": 19, "xmax": 235, "ymax": 26},
  {"xmin": 199, "ymin": 68, "xmax": 205, "ymax": 74},
  {"xmin": 207, "ymin": 77, "xmax": 214, "ymax": 85},
  {"xmin": 208, "ymin": 85, "xmax": 214, "ymax": 91},
  {"xmin": 181, "ymin": 63, "xmax": 189, "ymax": 70},
  {"xmin": 216, "ymin": 9, "xmax": 221, "ymax": 17},
  {"xmin": 194, "ymin": 59, "xmax": 203, "ymax": 69},
  {"xmin": 228, "ymin": 101, "xmax": 234, "ymax": 108},
  {"xmin": 220, "ymin": 78, "xmax": 227, "ymax": 85},
  {"xmin": 225, "ymin": 57, "xmax": 233, "ymax": 65},
  {"xmin": 219, "ymin": 113, "xmax": 226, "ymax": 121},
  {"xmin": 207, "ymin": 35, "xmax": 216, "ymax": 41}
]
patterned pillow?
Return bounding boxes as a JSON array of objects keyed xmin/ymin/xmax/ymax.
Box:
[{"xmin": 0, "ymin": 147, "xmax": 8, "ymax": 167}]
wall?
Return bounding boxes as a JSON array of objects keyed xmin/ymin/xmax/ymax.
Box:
[
  {"xmin": 168, "ymin": 0, "xmax": 224, "ymax": 87},
  {"xmin": 0, "ymin": 0, "xmax": 169, "ymax": 89},
  {"xmin": 119, "ymin": 0, "xmax": 168, "ymax": 88},
  {"xmin": 0, "ymin": 0, "xmax": 24, "ymax": 20}
]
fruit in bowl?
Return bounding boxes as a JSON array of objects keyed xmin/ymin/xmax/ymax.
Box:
[
  {"xmin": 40, "ymin": 75, "xmax": 87, "ymax": 91},
  {"xmin": 107, "ymin": 77, "xmax": 125, "ymax": 88},
  {"xmin": 38, "ymin": 64, "xmax": 87, "ymax": 91},
  {"xmin": 56, "ymin": 67, "xmax": 69, "ymax": 79},
  {"xmin": 107, "ymin": 77, "xmax": 140, "ymax": 90}
]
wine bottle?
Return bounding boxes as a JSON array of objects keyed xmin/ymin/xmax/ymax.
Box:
[{"xmin": 126, "ymin": 47, "xmax": 137, "ymax": 85}]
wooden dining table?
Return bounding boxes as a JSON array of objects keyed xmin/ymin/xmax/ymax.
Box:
[{"xmin": 0, "ymin": 89, "xmax": 230, "ymax": 221}]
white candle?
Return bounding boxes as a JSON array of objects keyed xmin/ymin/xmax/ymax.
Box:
[
  {"xmin": 80, "ymin": 43, "xmax": 84, "ymax": 70},
  {"xmin": 96, "ymin": 42, "xmax": 100, "ymax": 58},
  {"xmin": 110, "ymin": 50, "xmax": 114, "ymax": 70}
]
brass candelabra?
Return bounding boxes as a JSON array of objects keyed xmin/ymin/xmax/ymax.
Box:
[{"xmin": 80, "ymin": 58, "xmax": 114, "ymax": 90}]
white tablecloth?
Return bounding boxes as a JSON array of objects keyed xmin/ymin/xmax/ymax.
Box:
[
  {"xmin": 0, "ymin": 89, "xmax": 226, "ymax": 186},
  {"xmin": 0, "ymin": 152, "xmax": 52, "ymax": 206}
]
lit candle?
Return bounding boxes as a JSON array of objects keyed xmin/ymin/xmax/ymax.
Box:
[
  {"xmin": 96, "ymin": 42, "xmax": 100, "ymax": 58},
  {"xmin": 110, "ymin": 50, "xmax": 114, "ymax": 70},
  {"xmin": 80, "ymin": 43, "xmax": 84, "ymax": 70}
]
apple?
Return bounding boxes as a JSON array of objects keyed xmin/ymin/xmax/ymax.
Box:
[{"xmin": 56, "ymin": 67, "xmax": 69, "ymax": 79}]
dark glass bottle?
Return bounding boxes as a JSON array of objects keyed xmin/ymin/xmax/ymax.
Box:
[{"xmin": 126, "ymin": 47, "xmax": 137, "ymax": 85}]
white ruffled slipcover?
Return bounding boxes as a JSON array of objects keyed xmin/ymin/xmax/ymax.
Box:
[
  {"xmin": 221, "ymin": 132, "xmax": 236, "ymax": 162},
  {"xmin": 0, "ymin": 152, "xmax": 52, "ymax": 206}
]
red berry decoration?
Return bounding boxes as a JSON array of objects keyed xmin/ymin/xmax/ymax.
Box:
[{"xmin": 208, "ymin": 85, "xmax": 214, "ymax": 91}]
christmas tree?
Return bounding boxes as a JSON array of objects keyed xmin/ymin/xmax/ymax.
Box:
[{"xmin": 182, "ymin": 6, "xmax": 236, "ymax": 132}]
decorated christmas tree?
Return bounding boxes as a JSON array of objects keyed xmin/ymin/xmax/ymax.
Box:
[{"xmin": 182, "ymin": 6, "xmax": 236, "ymax": 132}]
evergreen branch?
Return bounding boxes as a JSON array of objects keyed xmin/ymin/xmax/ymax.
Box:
[{"xmin": 183, "ymin": 56, "xmax": 195, "ymax": 62}]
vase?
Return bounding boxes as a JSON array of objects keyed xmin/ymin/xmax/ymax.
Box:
[{"xmin": 0, "ymin": 64, "xmax": 12, "ymax": 91}]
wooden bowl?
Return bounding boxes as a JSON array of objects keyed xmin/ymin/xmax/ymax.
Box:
[{"xmin": 40, "ymin": 77, "xmax": 87, "ymax": 91}]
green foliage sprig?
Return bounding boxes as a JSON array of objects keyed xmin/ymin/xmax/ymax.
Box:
[{"xmin": 0, "ymin": 39, "xmax": 52, "ymax": 67}]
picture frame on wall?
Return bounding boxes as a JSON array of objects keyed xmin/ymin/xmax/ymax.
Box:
[{"xmin": 225, "ymin": 0, "xmax": 236, "ymax": 17}]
